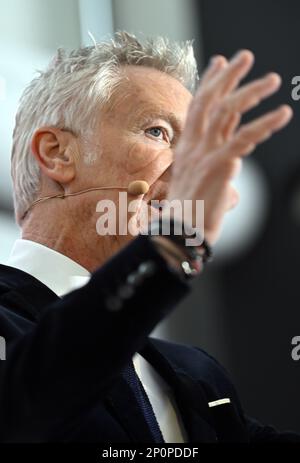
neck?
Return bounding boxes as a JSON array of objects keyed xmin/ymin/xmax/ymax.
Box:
[{"xmin": 21, "ymin": 199, "xmax": 127, "ymax": 272}]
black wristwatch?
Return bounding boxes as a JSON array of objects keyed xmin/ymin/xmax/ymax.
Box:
[{"xmin": 147, "ymin": 218, "xmax": 213, "ymax": 279}]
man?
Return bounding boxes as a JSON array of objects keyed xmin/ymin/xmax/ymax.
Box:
[{"xmin": 0, "ymin": 32, "xmax": 296, "ymax": 442}]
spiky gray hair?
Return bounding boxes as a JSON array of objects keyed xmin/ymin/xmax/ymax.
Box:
[{"xmin": 11, "ymin": 31, "xmax": 199, "ymax": 223}]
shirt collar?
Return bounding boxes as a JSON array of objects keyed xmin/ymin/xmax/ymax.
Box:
[{"xmin": 6, "ymin": 239, "xmax": 90, "ymax": 297}]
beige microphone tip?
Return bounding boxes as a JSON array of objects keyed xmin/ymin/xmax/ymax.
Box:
[{"xmin": 128, "ymin": 180, "xmax": 150, "ymax": 196}]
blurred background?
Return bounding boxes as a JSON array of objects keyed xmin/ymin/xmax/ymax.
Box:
[{"xmin": 1, "ymin": 0, "xmax": 300, "ymax": 433}]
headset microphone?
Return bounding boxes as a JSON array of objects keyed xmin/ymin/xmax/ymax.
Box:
[
  {"xmin": 25, "ymin": 180, "xmax": 150, "ymax": 216},
  {"xmin": 127, "ymin": 180, "xmax": 149, "ymax": 195}
]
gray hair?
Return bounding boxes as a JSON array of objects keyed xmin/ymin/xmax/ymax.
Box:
[{"xmin": 11, "ymin": 31, "xmax": 199, "ymax": 223}]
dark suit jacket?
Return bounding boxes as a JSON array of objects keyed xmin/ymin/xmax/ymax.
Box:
[{"xmin": 0, "ymin": 235, "xmax": 299, "ymax": 443}]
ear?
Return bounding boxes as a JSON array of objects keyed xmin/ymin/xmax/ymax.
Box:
[{"xmin": 31, "ymin": 127, "xmax": 77, "ymax": 185}]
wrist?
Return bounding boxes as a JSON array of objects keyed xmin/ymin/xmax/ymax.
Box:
[
  {"xmin": 148, "ymin": 217, "xmax": 213, "ymax": 280},
  {"xmin": 148, "ymin": 217, "xmax": 213, "ymax": 263},
  {"xmin": 151, "ymin": 235, "xmax": 202, "ymax": 280},
  {"xmin": 151, "ymin": 235, "xmax": 188, "ymax": 273}
]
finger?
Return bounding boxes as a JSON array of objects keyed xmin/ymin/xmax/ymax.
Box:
[
  {"xmin": 222, "ymin": 112, "xmax": 241, "ymax": 140},
  {"xmin": 208, "ymin": 49, "xmax": 255, "ymax": 101},
  {"xmin": 218, "ymin": 73, "xmax": 282, "ymax": 125},
  {"xmin": 203, "ymin": 112, "xmax": 241, "ymax": 152},
  {"xmin": 220, "ymin": 105, "xmax": 293, "ymax": 158},
  {"xmin": 204, "ymin": 73, "xmax": 282, "ymax": 149},
  {"xmin": 185, "ymin": 50, "xmax": 254, "ymax": 139},
  {"xmin": 200, "ymin": 55, "xmax": 228, "ymax": 86}
]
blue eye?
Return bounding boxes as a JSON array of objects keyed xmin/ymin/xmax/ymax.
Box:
[
  {"xmin": 145, "ymin": 127, "xmax": 170, "ymax": 143},
  {"xmin": 148, "ymin": 127, "xmax": 163, "ymax": 138}
]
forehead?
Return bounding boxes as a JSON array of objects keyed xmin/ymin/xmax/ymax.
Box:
[{"xmin": 106, "ymin": 65, "xmax": 193, "ymax": 124}]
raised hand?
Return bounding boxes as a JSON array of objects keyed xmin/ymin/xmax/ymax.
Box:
[{"xmin": 167, "ymin": 50, "xmax": 293, "ymax": 244}]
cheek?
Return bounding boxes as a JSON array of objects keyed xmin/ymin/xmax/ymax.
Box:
[{"xmin": 125, "ymin": 141, "xmax": 173, "ymax": 178}]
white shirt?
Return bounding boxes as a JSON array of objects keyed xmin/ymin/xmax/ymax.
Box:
[{"xmin": 7, "ymin": 239, "xmax": 187, "ymax": 443}]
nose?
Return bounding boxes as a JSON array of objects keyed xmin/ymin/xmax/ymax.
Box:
[{"xmin": 159, "ymin": 165, "xmax": 172, "ymax": 185}]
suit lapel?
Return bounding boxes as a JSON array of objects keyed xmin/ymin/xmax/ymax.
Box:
[
  {"xmin": 139, "ymin": 339, "xmax": 218, "ymax": 443},
  {"xmin": 104, "ymin": 344, "xmax": 218, "ymax": 443},
  {"xmin": 140, "ymin": 339, "xmax": 249, "ymax": 443}
]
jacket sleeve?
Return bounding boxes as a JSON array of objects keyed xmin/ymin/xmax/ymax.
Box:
[{"xmin": 0, "ymin": 235, "xmax": 189, "ymax": 442}]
